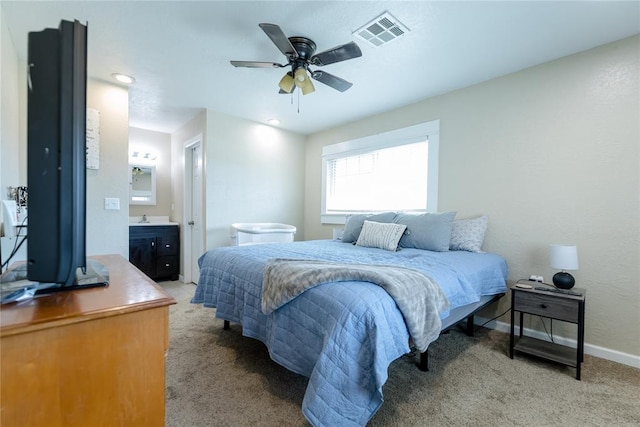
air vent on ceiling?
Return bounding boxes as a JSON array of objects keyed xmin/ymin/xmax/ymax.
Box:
[{"xmin": 353, "ymin": 11, "xmax": 409, "ymax": 48}]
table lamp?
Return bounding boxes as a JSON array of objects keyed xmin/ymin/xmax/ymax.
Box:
[{"xmin": 550, "ymin": 244, "xmax": 579, "ymax": 289}]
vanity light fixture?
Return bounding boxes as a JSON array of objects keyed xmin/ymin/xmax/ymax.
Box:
[
  {"xmin": 129, "ymin": 150, "xmax": 157, "ymax": 162},
  {"xmin": 111, "ymin": 73, "xmax": 136, "ymax": 84}
]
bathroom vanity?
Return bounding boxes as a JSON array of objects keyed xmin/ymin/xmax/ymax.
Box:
[{"xmin": 129, "ymin": 222, "xmax": 179, "ymax": 281}]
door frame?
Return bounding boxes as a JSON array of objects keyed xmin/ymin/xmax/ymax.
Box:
[{"xmin": 182, "ymin": 134, "xmax": 204, "ymax": 284}]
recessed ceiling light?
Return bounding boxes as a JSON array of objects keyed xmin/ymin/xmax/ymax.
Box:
[
  {"xmin": 267, "ymin": 118, "xmax": 280, "ymax": 126},
  {"xmin": 111, "ymin": 73, "xmax": 136, "ymax": 84}
]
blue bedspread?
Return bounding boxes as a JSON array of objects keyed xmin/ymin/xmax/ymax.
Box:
[{"xmin": 192, "ymin": 240, "xmax": 507, "ymax": 426}]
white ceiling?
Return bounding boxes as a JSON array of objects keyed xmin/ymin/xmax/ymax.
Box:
[{"xmin": 3, "ymin": 1, "xmax": 639, "ymax": 135}]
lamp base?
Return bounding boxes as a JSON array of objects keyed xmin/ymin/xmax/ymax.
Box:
[{"xmin": 553, "ymin": 271, "xmax": 575, "ymax": 289}]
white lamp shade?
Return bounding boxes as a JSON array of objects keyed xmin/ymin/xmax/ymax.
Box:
[{"xmin": 550, "ymin": 244, "xmax": 579, "ymax": 271}]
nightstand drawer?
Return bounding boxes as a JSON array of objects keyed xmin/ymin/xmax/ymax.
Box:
[{"xmin": 513, "ymin": 291, "xmax": 579, "ymax": 322}]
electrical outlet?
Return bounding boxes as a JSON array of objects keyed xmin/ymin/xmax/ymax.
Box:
[{"xmin": 104, "ymin": 197, "xmax": 120, "ymax": 210}]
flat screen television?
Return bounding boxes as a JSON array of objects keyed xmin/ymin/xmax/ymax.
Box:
[{"xmin": 24, "ymin": 19, "xmax": 107, "ymax": 291}]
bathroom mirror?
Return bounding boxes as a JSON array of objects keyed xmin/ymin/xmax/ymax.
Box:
[{"xmin": 129, "ymin": 164, "xmax": 156, "ymax": 205}]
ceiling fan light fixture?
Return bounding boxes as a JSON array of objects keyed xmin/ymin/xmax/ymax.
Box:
[
  {"xmin": 301, "ymin": 79, "xmax": 315, "ymax": 95},
  {"xmin": 293, "ymin": 67, "xmax": 315, "ymax": 95},
  {"xmin": 278, "ymin": 72, "xmax": 295, "ymax": 93},
  {"xmin": 294, "ymin": 67, "xmax": 309, "ymax": 86}
]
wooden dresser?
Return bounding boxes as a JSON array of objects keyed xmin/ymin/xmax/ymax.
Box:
[{"xmin": 0, "ymin": 254, "xmax": 176, "ymax": 426}]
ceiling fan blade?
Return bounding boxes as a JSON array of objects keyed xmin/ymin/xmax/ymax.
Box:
[
  {"xmin": 310, "ymin": 70, "xmax": 353, "ymax": 92},
  {"xmin": 311, "ymin": 41, "xmax": 362, "ymax": 66},
  {"xmin": 230, "ymin": 60, "xmax": 285, "ymax": 68},
  {"xmin": 259, "ymin": 23, "xmax": 298, "ymax": 59}
]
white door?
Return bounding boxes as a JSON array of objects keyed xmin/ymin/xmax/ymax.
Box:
[{"xmin": 189, "ymin": 144, "xmax": 203, "ymax": 283}]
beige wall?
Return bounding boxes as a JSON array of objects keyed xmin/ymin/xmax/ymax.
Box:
[
  {"xmin": 129, "ymin": 127, "xmax": 172, "ymax": 218},
  {"xmin": 85, "ymin": 79, "xmax": 130, "ymax": 257},
  {"xmin": 0, "ymin": 8, "xmax": 25, "ymax": 205},
  {"xmin": 305, "ymin": 36, "xmax": 640, "ymax": 358},
  {"xmin": 205, "ymin": 111, "xmax": 306, "ymax": 248}
]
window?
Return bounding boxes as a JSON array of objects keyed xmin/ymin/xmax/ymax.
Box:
[{"xmin": 321, "ymin": 120, "xmax": 439, "ymax": 224}]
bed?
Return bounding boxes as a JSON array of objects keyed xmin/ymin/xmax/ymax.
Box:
[{"xmin": 192, "ymin": 229, "xmax": 508, "ymax": 426}]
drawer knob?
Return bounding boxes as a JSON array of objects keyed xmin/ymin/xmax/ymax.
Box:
[
  {"xmin": 165, "ymin": 263, "xmax": 171, "ymax": 267},
  {"xmin": 540, "ymin": 303, "xmax": 547, "ymax": 309},
  {"xmin": 165, "ymin": 244, "xmax": 171, "ymax": 248}
]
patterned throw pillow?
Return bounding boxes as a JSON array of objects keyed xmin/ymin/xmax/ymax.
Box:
[
  {"xmin": 355, "ymin": 220, "xmax": 407, "ymax": 251},
  {"xmin": 449, "ymin": 215, "xmax": 488, "ymax": 253}
]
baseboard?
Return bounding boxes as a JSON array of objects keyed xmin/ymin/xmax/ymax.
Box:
[{"xmin": 475, "ymin": 316, "xmax": 640, "ymax": 369}]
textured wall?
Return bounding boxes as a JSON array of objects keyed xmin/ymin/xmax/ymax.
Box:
[
  {"xmin": 304, "ymin": 36, "xmax": 639, "ymax": 358},
  {"xmin": 205, "ymin": 111, "xmax": 306, "ymax": 248},
  {"xmin": 85, "ymin": 79, "xmax": 130, "ymax": 258},
  {"xmin": 0, "ymin": 9, "xmax": 24, "ymax": 207}
]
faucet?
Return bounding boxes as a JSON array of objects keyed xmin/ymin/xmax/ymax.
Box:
[{"xmin": 139, "ymin": 214, "xmax": 149, "ymax": 223}]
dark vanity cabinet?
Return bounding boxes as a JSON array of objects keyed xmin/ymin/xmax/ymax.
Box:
[{"xmin": 129, "ymin": 225, "xmax": 180, "ymax": 281}]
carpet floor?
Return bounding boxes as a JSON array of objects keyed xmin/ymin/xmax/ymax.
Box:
[{"xmin": 166, "ymin": 296, "xmax": 640, "ymax": 426}]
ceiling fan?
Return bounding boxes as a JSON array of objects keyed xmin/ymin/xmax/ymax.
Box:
[{"xmin": 230, "ymin": 23, "xmax": 362, "ymax": 95}]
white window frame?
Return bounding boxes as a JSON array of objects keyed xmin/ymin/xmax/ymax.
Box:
[{"xmin": 321, "ymin": 120, "xmax": 440, "ymax": 224}]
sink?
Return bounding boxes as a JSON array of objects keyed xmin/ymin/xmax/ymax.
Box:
[{"xmin": 129, "ymin": 216, "xmax": 178, "ymax": 226}]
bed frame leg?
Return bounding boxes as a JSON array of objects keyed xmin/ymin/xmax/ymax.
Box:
[
  {"xmin": 223, "ymin": 320, "xmax": 230, "ymax": 330},
  {"xmin": 419, "ymin": 351, "xmax": 429, "ymax": 371},
  {"xmin": 466, "ymin": 315, "xmax": 475, "ymax": 337}
]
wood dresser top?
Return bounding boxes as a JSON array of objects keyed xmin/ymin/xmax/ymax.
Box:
[{"xmin": 1, "ymin": 254, "xmax": 176, "ymax": 337}]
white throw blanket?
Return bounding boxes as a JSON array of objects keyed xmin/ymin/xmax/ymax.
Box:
[{"xmin": 262, "ymin": 259, "xmax": 450, "ymax": 352}]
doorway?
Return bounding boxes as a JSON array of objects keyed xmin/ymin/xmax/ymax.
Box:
[{"xmin": 183, "ymin": 135, "xmax": 204, "ymax": 284}]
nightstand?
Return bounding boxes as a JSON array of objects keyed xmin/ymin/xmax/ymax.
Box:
[{"xmin": 509, "ymin": 282, "xmax": 586, "ymax": 380}]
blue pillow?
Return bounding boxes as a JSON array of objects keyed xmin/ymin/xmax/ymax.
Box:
[
  {"xmin": 341, "ymin": 212, "xmax": 397, "ymax": 243},
  {"xmin": 394, "ymin": 212, "xmax": 456, "ymax": 251}
]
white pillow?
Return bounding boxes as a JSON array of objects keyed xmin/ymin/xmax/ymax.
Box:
[
  {"xmin": 449, "ymin": 215, "xmax": 488, "ymax": 253},
  {"xmin": 356, "ymin": 221, "xmax": 407, "ymax": 251}
]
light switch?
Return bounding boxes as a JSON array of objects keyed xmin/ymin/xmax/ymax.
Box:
[{"xmin": 104, "ymin": 197, "xmax": 120, "ymax": 210}]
